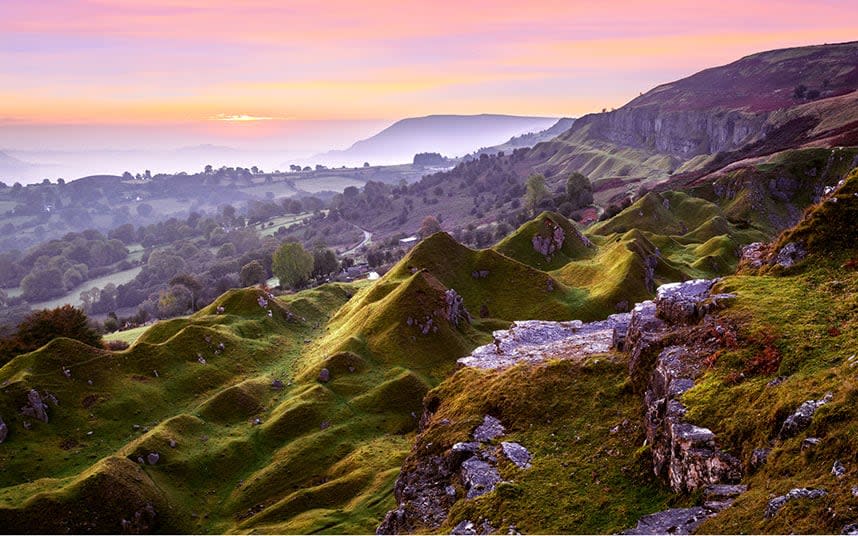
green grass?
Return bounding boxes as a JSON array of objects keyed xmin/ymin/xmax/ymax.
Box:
[{"xmin": 408, "ymin": 357, "xmax": 680, "ymax": 534}]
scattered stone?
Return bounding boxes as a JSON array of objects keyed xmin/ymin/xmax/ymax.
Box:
[
  {"xmin": 21, "ymin": 390, "xmax": 49, "ymax": 423},
  {"xmin": 750, "ymin": 448, "xmax": 771, "ymax": 470},
  {"xmin": 852, "ymin": 486, "xmax": 858, "ymax": 497},
  {"xmin": 120, "ymin": 502, "xmax": 157, "ymax": 534},
  {"xmin": 779, "ymin": 392, "xmax": 833, "ymax": 439},
  {"xmin": 622, "ymin": 506, "xmax": 713, "ymax": 535},
  {"xmin": 767, "ymin": 376, "xmax": 787, "ymax": 387},
  {"xmin": 460, "ymin": 457, "xmax": 501, "ymax": 499},
  {"xmin": 22, "ymin": 421, "xmax": 31, "ymax": 430},
  {"xmin": 473, "ymin": 415, "xmax": 505, "ymax": 442},
  {"xmin": 169, "ymin": 439, "xmax": 177, "ymax": 449},
  {"xmin": 444, "ymin": 485, "xmax": 457, "ymax": 498},
  {"xmin": 0, "ymin": 417, "xmax": 7, "ymax": 443},
  {"xmin": 833, "ymin": 460, "xmax": 847, "ymax": 478},
  {"xmin": 320, "ymin": 420, "xmax": 331, "ymax": 430},
  {"xmin": 197, "ymin": 355, "xmax": 207, "ymax": 365},
  {"xmin": 147, "ymin": 452, "xmax": 160, "ymax": 465},
  {"xmin": 773, "ymin": 241, "xmax": 807, "ymax": 269},
  {"xmin": 765, "ymin": 488, "xmax": 828, "ymax": 518},
  {"xmin": 843, "ymin": 523, "xmax": 858, "ymax": 535},
  {"xmin": 62, "ymin": 366, "xmax": 72, "ymax": 379},
  {"xmin": 271, "ymin": 379, "xmax": 285, "ymax": 390},
  {"xmin": 318, "ymin": 368, "xmax": 331, "ymax": 383},
  {"xmin": 500, "ymin": 442, "xmax": 532, "ymax": 469},
  {"xmin": 801, "ymin": 437, "xmax": 820, "ymax": 451},
  {"xmin": 216, "ymin": 306, "xmax": 225, "ymax": 314},
  {"xmin": 532, "ymin": 218, "xmax": 566, "ymax": 259},
  {"xmin": 136, "ymin": 456, "xmax": 145, "ymax": 464}
]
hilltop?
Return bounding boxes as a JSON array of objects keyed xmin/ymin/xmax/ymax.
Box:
[{"xmin": 313, "ymin": 114, "xmax": 559, "ymax": 167}]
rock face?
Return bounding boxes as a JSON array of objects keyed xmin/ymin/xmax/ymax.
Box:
[
  {"xmin": 773, "ymin": 241, "xmax": 807, "ymax": 268},
  {"xmin": 457, "ymin": 315, "xmax": 630, "ymax": 370},
  {"xmin": 531, "ymin": 218, "xmax": 565, "ymax": 258},
  {"xmin": 778, "ymin": 392, "xmax": 833, "ymax": 439},
  {"xmin": 765, "ymin": 488, "xmax": 828, "ymax": 518},
  {"xmin": 377, "ymin": 415, "xmax": 531, "ymax": 534},
  {"xmin": 21, "ymin": 390, "xmax": 49, "ymax": 423},
  {"xmin": 444, "ymin": 289, "xmax": 472, "ymax": 327},
  {"xmin": 626, "ymin": 280, "xmax": 742, "ymax": 493}
]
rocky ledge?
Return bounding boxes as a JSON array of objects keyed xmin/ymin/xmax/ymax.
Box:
[{"xmin": 457, "ymin": 315, "xmax": 630, "ymax": 370}]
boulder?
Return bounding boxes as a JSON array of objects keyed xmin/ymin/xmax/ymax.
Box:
[
  {"xmin": 843, "ymin": 523, "xmax": 858, "ymax": 535},
  {"xmin": 779, "ymin": 393, "xmax": 832, "ymax": 439},
  {"xmin": 500, "ymin": 442, "xmax": 532, "ymax": 469},
  {"xmin": 318, "ymin": 368, "xmax": 331, "ymax": 383},
  {"xmin": 444, "ymin": 289, "xmax": 472, "ymax": 327},
  {"xmin": 622, "ymin": 506, "xmax": 713, "ymax": 535},
  {"xmin": 473, "ymin": 415, "xmax": 505, "ymax": 442},
  {"xmin": 460, "ymin": 457, "xmax": 501, "ymax": 499},
  {"xmin": 832, "ymin": 460, "xmax": 847, "ymax": 478},
  {"xmin": 147, "ymin": 452, "xmax": 160, "ymax": 465},
  {"xmin": 21, "ymin": 390, "xmax": 49, "ymax": 423},
  {"xmin": 750, "ymin": 448, "xmax": 770, "ymax": 471},
  {"xmin": 765, "ymin": 488, "xmax": 828, "ymax": 518},
  {"xmin": 773, "ymin": 241, "xmax": 807, "ymax": 269}
]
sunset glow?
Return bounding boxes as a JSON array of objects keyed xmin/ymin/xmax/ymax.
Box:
[{"xmin": 3, "ymin": 0, "xmax": 857, "ymax": 127}]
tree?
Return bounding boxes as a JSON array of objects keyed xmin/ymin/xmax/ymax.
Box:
[
  {"xmin": 240, "ymin": 260, "xmax": 267, "ymax": 287},
  {"xmin": 565, "ymin": 172, "xmax": 594, "ymax": 210},
  {"xmin": 169, "ymin": 274, "xmax": 203, "ymax": 311},
  {"xmin": 272, "ymin": 241, "xmax": 313, "ymax": 289},
  {"xmin": 137, "ymin": 203, "xmax": 153, "ymax": 217},
  {"xmin": 312, "ymin": 248, "xmax": 338, "ymax": 278},
  {"xmin": 204, "ymin": 164, "xmax": 213, "ymax": 174},
  {"xmin": 9, "ymin": 305, "xmax": 102, "ymax": 358},
  {"xmin": 21, "ymin": 268, "xmax": 66, "ymax": 302},
  {"xmin": 525, "ymin": 174, "xmax": 549, "ymax": 215},
  {"xmin": 363, "ymin": 162, "xmax": 370, "ymax": 168},
  {"xmin": 419, "ymin": 215, "xmax": 442, "ymax": 238}
]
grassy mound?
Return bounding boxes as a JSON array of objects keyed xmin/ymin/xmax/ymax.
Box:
[
  {"xmin": 494, "ymin": 211, "xmax": 595, "ymax": 271},
  {"xmin": 406, "ymin": 356, "xmax": 679, "ymax": 533}
]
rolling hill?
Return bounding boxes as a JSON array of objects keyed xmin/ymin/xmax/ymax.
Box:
[{"xmin": 312, "ymin": 114, "xmax": 559, "ymax": 167}]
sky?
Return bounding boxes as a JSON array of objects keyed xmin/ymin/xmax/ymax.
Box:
[{"xmin": 1, "ymin": 0, "xmax": 857, "ymax": 177}]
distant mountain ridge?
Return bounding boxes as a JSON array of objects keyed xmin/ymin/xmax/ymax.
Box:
[
  {"xmin": 470, "ymin": 117, "xmax": 576, "ymax": 158},
  {"xmin": 0, "ymin": 151, "xmax": 35, "ymax": 181},
  {"xmin": 311, "ymin": 114, "xmax": 559, "ymax": 167}
]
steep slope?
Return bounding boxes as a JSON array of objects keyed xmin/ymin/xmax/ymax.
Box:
[
  {"xmin": 426, "ymin": 42, "xmax": 858, "ymax": 207},
  {"xmin": 471, "ymin": 118, "xmax": 576, "ymax": 158},
  {"xmin": 315, "ymin": 114, "xmax": 559, "ymax": 167}
]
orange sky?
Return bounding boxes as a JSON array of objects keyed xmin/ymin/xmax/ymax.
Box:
[{"xmin": 1, "ymin": 1, "xmax": 857, "ymax": 136}]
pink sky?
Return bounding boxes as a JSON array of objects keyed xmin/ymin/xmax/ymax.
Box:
[{"xmin": 1, "ymin": 0, "xmax": 857, "ymax": 152}]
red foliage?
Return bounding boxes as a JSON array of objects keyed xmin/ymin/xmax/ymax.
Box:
[{"xmin": 743, "ymin": 330, "xmax": 783, "ymax": 376}]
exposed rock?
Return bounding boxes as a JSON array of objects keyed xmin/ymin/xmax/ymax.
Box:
[
  {"xmin": 843, "ymin": 523, "xmax": 858, "ymax": 535},
  {"xmin": 500, "ymin": 442, "xmax": 532, "ymax": 469},
  {"xmin": 750, "ymin": 448, "xmax": 771, "ymax": 471},
  {"xmin": 271, "ymin": 379, "xmax": 285, "ymax": 390},
  {"xmin": 531, "ymin": 219, "xmax": 565, "ymax": 258},
  {"xmin": 622, "ymin": 506, "xmax": 713, "ymax": 535},
  {"xmin": 832, "ymin": 460, "xmax": 847, "ymax": 478},
  {"xmin": 654, "ymin": 279, "xmax": 717, "ymax": 325},
  {"xmin": 461, "ymin": 457, "xmax": 501, "ymax": 499},
  {"xmin": 21, "ymin": 390, "xmax": 49, "ymax": 423},
  {"xmin": 318, "ymin": 368, "xmax": 331, "ymax": 383},
  {"xmin": 740, "ymin": 242, "xmax": 767, "ymax": 269},
  {"xmin": 801, "ymin": 437, "xmax": 821, "ymax": 451},
  {"xmin": 147, "ymin": 452, "xmax": 160, "ymax": 465},
  {"xmin": 765, "ymin": 488, "xmax": 827, "ymax": 518},
  {"xmin": 773, "ymin": 241, "xmax": 807, "ymax": 268},
  {"xmin": 703, "ymin": 484, "xmax": 747, "ymax": 510},
  {"xmin": 120, "ymin": 502, "xmax": 157, "ymax": 534},
  {"xmin": 451, "ymin": 519, "xmax": 495, "ymax": 535},
  {"xmin": 473, "ymin": 415, "xmax": 505, "ymax": 442},
  {"xmin": 779, "ymin": 392, "xmax": 832, "ymax": 439},
  {"xmin": 0, "ymin": 417, "xmax": 7, "ymax": 443},
  {"xmin": 458, "ymin": 314, "xmax": 630, "ymax": 370},
  {"xmin": 169, "ymin": 439, "xmax": 177, "ymax": 449},
  {"xmin": 444, "ymin": 289, "xmax": 472, "ymax": 327}
]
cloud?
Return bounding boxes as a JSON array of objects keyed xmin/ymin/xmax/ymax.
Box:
[{"xmin": 210, "ymin": 114, "xmax": 276, "ymax": 122}]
